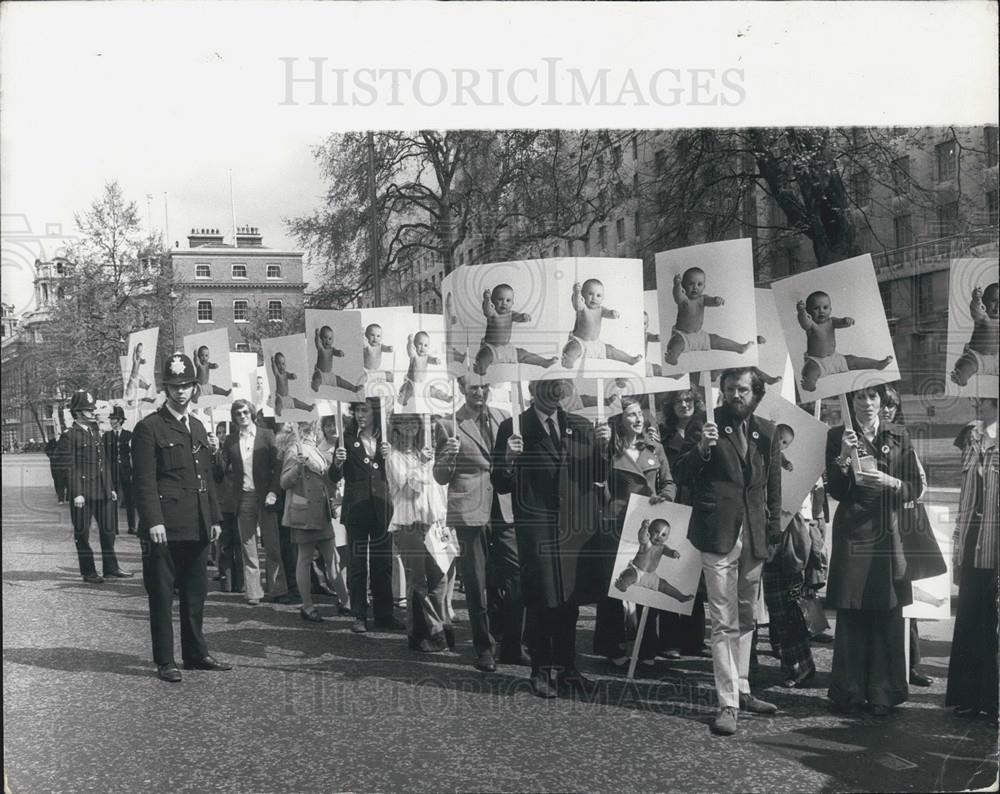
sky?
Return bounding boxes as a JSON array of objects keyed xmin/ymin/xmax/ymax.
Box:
[{"xmin": 2, "ymin": 1, "xmax": 996, "ymax": 317}]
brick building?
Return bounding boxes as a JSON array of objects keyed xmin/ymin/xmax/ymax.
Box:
[{"xmin": 168, "ymin": 226, "xmax": 307, "ymax": 353}]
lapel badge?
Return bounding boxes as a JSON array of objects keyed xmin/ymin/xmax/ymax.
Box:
[
  {"xmin": 372, "ymin": 462, "xmax": 380, "ymax": 470},
  {"xmin": 724, "ymin": 426, "xmax": 733, "ymax": 434},
  {"xmin": 565, "ymin": 427, "xmax": 573, "ymax": 436},
  {"xmin": 751, "ymin": 431, "xmax": 759, "ymax": 440},
  {"xmin": 353, "ymin": 441, "xmax": 360, "ymax": 448},
  {"xmin": 647, "ymin": 458, "xmax": 656, "ymax": 467},
  {"xmin": 881, "ymin": 445, "xmax": 890, "ymax": 455}
]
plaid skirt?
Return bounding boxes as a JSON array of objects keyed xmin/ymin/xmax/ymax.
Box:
[{"xmin": 762, "ymin": 561, "xmax": 816, "ymax": 678}]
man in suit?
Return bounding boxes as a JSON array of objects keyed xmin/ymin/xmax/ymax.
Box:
[
  {"xmin": 66, "ymin": 389, "xmax": 131, "ymax": 583},
  {"xmin": 434, "ymin": 379, "xmax": 527, "ymax": 673},
  {"xmin": 132, "ymin": 353, "xmax": 230, "ymax": 682},
  {"xmin": 214, "ymin": 398, "xmax": 285, "ymax": 606},
  {"xmin": 105, "ymin": 405, "xmax": 137, "ymax": 534},
  {"xmin": 673, "ymin": 368, "xmax": 782, "ymax": 735},
  {"xmin": 492, "ymin": 379, "xmax": 610, "ymax": 698}
]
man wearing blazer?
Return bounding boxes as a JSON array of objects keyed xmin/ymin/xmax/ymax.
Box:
[
  {"xmin": 215, "ymin": 398, "xmax": 285, "ymax": 605},
  {"xmin": 133, "ymin": 353, "xmax": 229, "ymax": 682},
  {"xmin": 434, "ymin": 379, "xmax": 526, "ymax": 673},
  {"xmin": 492, "ymin": 379, "xmax": 610, "ymax": 698},
  {"xmin": 105, "ymin": 405, "xmax": 137, "ymax": 534},
  {"xmin": 66, "ymin": 389, "xmax": 130, "ymax": 582},
  {"xmin": 673, "ymin": 368, "xmax": 782, "ymax": 736}
]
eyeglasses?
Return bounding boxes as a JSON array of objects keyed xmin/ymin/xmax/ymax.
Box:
[{"xmin": 234, "ymin": 409, "xmax": 252, "ymax": 416}]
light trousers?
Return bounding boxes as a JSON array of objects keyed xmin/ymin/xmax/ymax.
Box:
[
  {"xmin": 702, "ymin": 524, "xmax": 763, "ymax": 709},
  {"xmin": 237, "ymin": 491, "xmax": 285, "ymax": 601}
]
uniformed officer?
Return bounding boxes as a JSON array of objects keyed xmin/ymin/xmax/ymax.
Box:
[
  {"xmin": 66, "ymin": 389, "xmax": 131, "ymax": 583},
  {"xmin": 106, "ymin": 405, "xmax": 137, "ymax": 534},
  {"xmin": 132, "ymin": 353, "xmax": 231, "ymax": 682}
]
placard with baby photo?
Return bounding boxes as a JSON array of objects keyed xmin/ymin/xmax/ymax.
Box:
[
  {"xmin": 261, "ymin": 334, "xmax": 319, "ymax": 424},
  {"xmin": 358, "ymin": 306, "xmax": 412, "ymax": 400},
  {"xmin": 393, "ymin": 313, "xmax": 456, "ymax": 415},
  {"xmin": 122, "ymin": 327, "xmax": 159, "ymax": 406},
  {"xmin": 611, "ymin": 291, "xmax": 692, "ymax": 398},
  {"xmin": 608, "ymin": 494, "xmax": 700, "ymax": 616},
  {"xmin": 527, "ymin": 370, "xmax": 626, "ymax": 423},
  {"xmin": 183, "ymin": 328, "xmax": 234, "ymax": 408},
  {"xmin": 304, "ymin": 309, "xmax": 365, "ymax": 402},
  {"xmin": 654, "ymin": 239, "xmax": 760, "ymax": 377},
  {"xmin": 755, "ymin": 391, "xmax": 829, "ymax": 516},
  {"xmin": 754, "ymin": 289, "xmax": 792, "ymax": 390},
  {"xmin": 228, "ymin": 352, "xmax": 259, "ymax": 405},
  {"xmin": 772, "ymin": 254, "xmax": 899, "ymax": 402},
  {"xmin": 442, "ymin": 274, "xmax": 473, "ymax": 379},
  {"xmin": 444, "ymin": 258, "xmax": 566, "ymax": 386},
  {"xmin": 254, "ymin": 365, "xmax": 274, "ymax": 417},
  {"xmin": 945, "ymin": 258, "xmax": 999, "ymax": 399}
]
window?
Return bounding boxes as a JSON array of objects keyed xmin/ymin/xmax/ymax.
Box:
[
  {"xmin": 266, "ymin": 264, "xmax": 282, "ymax": 279},
  {"xmin": 655, "ymin": 149, "xmax": 667, "ymax": 175},
  {"xmin": 784, "ymin": 248, "xmax": 800, "ymax": 275},
  {"xmin": 890, "ymin": 156, "xmax": 910, "ymax": 195},
  {"xmin": 615, "ymin": 218, "xmax": 626, "ymax": 244},
  {"xmin": 458, "ymin": 251, "xmax": 465, "ymax": 267},
  {"xmin": 632, "ymin": 173, "xmax": 639, "ymax": 195},
  {"xmin": 988, "ymin": 190, "xmax": 999, "ymax": 227},
  {"xmin": 197, "ymin": 300, "xmax": 213, "ymax": 322},
  {"xmin": 936, "ymin": 201, "xmax": 959, "ymax": 236},
  {"xmin": 634, "ymin": 211, "xmax": 641, "ymax": 242},
  {"xmin": 935, "ymin": 140, "xmax": 958, "ymax": 181},
  {"xmin": 552, "ymin": 245, "xmax": 561, "ymax": 258},
  {"xmin": 596, "ymin": 154, "xmax": 605, "ymax": 178},
  {"xmin": 233, "ymin": 300, "xmax": 249, "ymax": 322},
  {"xmin": 582, "ymin": 237, "xmax": 590, "ymax": 256},
  {"xmin": 631, "ymin": 135, "xmax": 638, "ymax": 161},
  {"xmin": 565, "ymin": 240, "xmax": 573, "ymax": 257},
  {"xmin": 879, "ymin": 283, "xmax": 893, "ymax": 318},
  {"xmin": 917, "ymin": 274, "xmax": 934, "ymax": 315},
  {"xmin": 232, "ymin": 264, "xmax": 247, "ymax": 279},
  {"xmin": 894, "ymin": 214, "xmax": 913, "ymax": 249},
  {"xmin": 850, "ymin": 172, "xmax": 871, "ymax": 205},
  {"xmin": 986, "ymin": 127, "xmax": 998, "ymax": 168},
  {"xmin": 195, "ymin": 264, "xmax": 211, "ymax": 279},
  {"xmin": 267, "ymin": 300, "xmax": 283, "ymax": 322},
  {"xmin": 598, "ymin": 225, "xmax": 607, "ymax": 250},
  {"xmin": 234, "ymin": 342, "xmax": 251, "ymax": 353},
  {"xmin": 657, "ymin": 190, "xmax": 669, "ymax": 215},
  {"xmin": 611, "ymin": 145, "xmax": 622, "ymax": 168}
]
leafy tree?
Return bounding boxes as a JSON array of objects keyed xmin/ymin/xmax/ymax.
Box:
[{"xmin": 233, "ymin": 301, "xmax": 305, "ymax": 362}]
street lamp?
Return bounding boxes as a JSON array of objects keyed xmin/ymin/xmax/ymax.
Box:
[{"xmin": 168, "ymin": 290, "xmax": 178, "ymax": 353}]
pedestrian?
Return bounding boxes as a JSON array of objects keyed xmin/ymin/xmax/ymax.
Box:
[
  {"xmin": 330, "ymin": 398, "xmax": 405, "ymax": 633},
  {"xmin": 105, "ymin": 406, "xmax": 137, "ymax": 534},
  {"xmin": 132, "ymin": 353, "xmax": 231, "ymax": 682},
  {"xmin": 279, "ymin": 420, "xmax": 338, "ymax": 622},
  {"xmin": 594, "ymin": 396, "xmax": 675, "ymax": 668},
  {"xmin": 45, "ymin": 434, "xmax": 62, "ymax": 501},
  {"xmin": 66, "ymin": 389, "xmax": 131, "ymax": 583},
  {"xmin": 317, "ymin": 415, "xmax": 351, "ymax": 612},
  {"xmin": 216, "ymin": 398, "xmax": 286, "ymax": 606},
  {"xmin": 946, "ymin": 397, "xmax": 998, "ymax": 725},
  {"xmin": 433, "ymin": 379, "xmax": 527, "ymax": 672},
  {"xmin": 672, "ymin": 368, "xmax": 782, "ymax": 736},
  {"xmin": 212, "ymin": 423, "xmax": 244, "ymax": 595},
  {"xmin": 386, "ymin": 413, "xmax": 451, "ymax": 652},
  {"xmin": 657, "ymin": 387, "xmax": 709, "ymax": 659},
  {"xmin": 824, "ymin": 384, "xmax": 922, "ymax": 716},
  {"xmin": 492, "ymin": 378, "xmax": 610, "ymax": 698}
]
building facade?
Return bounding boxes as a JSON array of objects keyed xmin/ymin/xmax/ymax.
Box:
[{"xmin": 168, "ymin": 226, "xmax": 307, "ymax": 354}]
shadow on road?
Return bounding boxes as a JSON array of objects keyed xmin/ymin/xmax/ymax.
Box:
[{"xmin": 4, "ymin": 647, "xmax": 154, "ymax": 679}]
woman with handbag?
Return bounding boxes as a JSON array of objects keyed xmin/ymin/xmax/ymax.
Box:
[
  {"xmin": 384, "ymin": 413, "xmax": 451, "ymax": 653},
  {"xmin": 594, "ymin": 396, "xmax": 676, "ymax": 668},
  {"xmin": 946, "ymin": 397, "xmax": 998, "ymax": 725},
  {"xmin": 825, "ymin": 385, "xmax": 923, "ymax": 716},
  {"xmin": 279, "ymin": 421, "xmax": 338, "ymax": 622}
]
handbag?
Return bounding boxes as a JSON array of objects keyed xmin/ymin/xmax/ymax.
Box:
[
  {"xmin": 898, "ymin": 502, "xmax": 947, "ymax": 581},
  {"xmin": 797, "ymin": 595, "xmax": 829, "ymax": 635},
  {"xmin": 424, "ymin": 522, "xmax": 460, "ymax": 575}
]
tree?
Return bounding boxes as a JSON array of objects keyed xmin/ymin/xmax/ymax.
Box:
[
  {"xmin": 287, "ymin": 130, "xmax": 633, "ymax": 306},
  {"xmin": 27, "ymin": 181, "xmax": 177, "ymax": 400},
  {"xmin": 233, "ymin": 301, "xmax": 305, "ymax": 361}
]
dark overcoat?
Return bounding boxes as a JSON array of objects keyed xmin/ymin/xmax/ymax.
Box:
[
  {"xmin": 492, "ymin": 407, "xmax": 608, "ymax": 608},
  {"xmin": 329, "ymin": 428, "xmax": 391, "ymax": 530},
  {"xmin": 67, "ymin": 423, "xmax": 114, "ymax": 502}
]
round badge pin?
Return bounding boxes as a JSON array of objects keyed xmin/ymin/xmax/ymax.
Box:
[
  {"xmin": 752, "ymin": 431, "xmax": 759, "ymax": 440},
  {"xmin": 724, "ymin": 426, "xmax": 733, "ymax": 434},
  {"xmin": 353, "ymin": 441, "xmax": 360, "ymax": 448},
  {"xmin": 881, "ymin": 445, "xmax": 890, "ymax": 455}
]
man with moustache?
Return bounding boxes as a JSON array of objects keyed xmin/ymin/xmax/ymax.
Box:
[
  {"xmin": 132, "ymin": 353, "xmax": 230, "ymax": 683},
  {"xmin": 492, "ymin": 378, "xmax": 610, "ymax": 698},
  {"xmin": 673, "ymin": 367, "xmax": 782, "ymax": 735},
  {"xmin": 434, "ymin": 378, "xmax": 528, "ymax": 673}
]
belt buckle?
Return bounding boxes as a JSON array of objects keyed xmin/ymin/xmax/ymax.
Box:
[{"xmin": 198, "ymin": 483, "xmax": 208, "ymax": 494}]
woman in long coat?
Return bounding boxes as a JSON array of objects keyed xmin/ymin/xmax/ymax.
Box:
[{"xmin": 825, "ymin": 385, "xmax": 923, "ymax": 715}]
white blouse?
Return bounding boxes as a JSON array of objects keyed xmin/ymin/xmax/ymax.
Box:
[{"xmin": 385, "ymin": 448, "xmax": 447, "ymax": 529}]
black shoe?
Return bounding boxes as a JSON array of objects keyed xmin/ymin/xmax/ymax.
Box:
[
  {"xmin": 300, "ymin": 606, "xmax": 324, "ymax": 623},
  {"xmin": 559, "ymin": 670, "xmax": 598, "ymax": 697},
  {"xmin": 312, "ymin": 584, "xmax": 337, "ymax": 597},
  {"xmin": 219, "ymin": 578, "xmax": 232, "ymax": 593},
  {"xmin": 351, "ymin": 619, "xmax": 368, "ymax": 634},
  {"xmin": 82, "ymin": 574, "xmax": 104, "ymax": 584},
  {"xmin": 373, "ymin": 617, "xmax": 406, "ymax": 631},
  {"xmin": 337, "ymin": 605, "xmax": 353, "ymax": 617},
  {"xmin": 909, "ymin": 670, "xmax": 933, "ymax": 687},
  {"xmin": 499, "ymin": 650, "xmax": 532, "ymax": 667},
  {"xmin": 739, "ymin": 693, "xmax": 778, "ymax": 715},
  {"xmin": 475, "ymin": 651, "xmax": 497, "ymax": 673},
  {"xmin": 530, "ymin": 671, "xmax": 557, "ymax": 699},
  {"xmin": 443, "ymin": 625, "xmax": 456, "ymax": 651},
  {"xmin": 104, "ymin": 569, "xmax": 134, "ymax": 579},
  {"xmin": 127, "ymin": 527, "xmax": 137, "ymax": 535},
  {"xmin": 157, "ymin": 664, "xmax": 182, "ymax": 683},
  {"xmin": 182, "ymin": 655, "xmax": 232, "ymax": 671},
  {"xmin": 781, "ymin": 669, "xmax": 817, "ymax": 689}
]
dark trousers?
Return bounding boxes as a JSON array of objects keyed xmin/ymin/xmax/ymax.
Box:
[
  {"xmin": 218, "ymin": 512, "xmax": 244, "ymax": 591},
  {"xmin": 456, "ymin": 522, "xmax": 524, "ymax": 659},
  {"xmin": 117, "ymin": 476, "xmax": 137, "ymax": 531},
  {"xmin": 279, "ymin": 524, "xmax": 299, "ymax": 597},
  {"xmin": 658, "ymin": 589, "xmax": 708, "ymax": 654},
  {"xmin": 347, "ymin": 523, "xmax": 393, "ymax": 622},
  {"xmin": 50, "ymin": 466, "xmax": 68, "ymax": 502},
  {"xmin": 594, "ymin": 598, "xmax": 659, "ymax": 660},
  {"xmin": 70, "ymin": 499, "xmax": 120, "ymax": 577},
  {"xmin": 141, "ymin": 539, "xmax": 210, "ymax": 666},
  {"xmin": 526, "ymin": 603, "xmax": 580, "ymax": 675}
]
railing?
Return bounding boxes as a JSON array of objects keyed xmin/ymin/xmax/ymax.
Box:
[{"xmin": 872, "ymin": 226, "xmax": 999, "ymax": 273}]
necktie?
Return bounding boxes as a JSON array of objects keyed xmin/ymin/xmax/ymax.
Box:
[
  {"xmin": 546, "ymin": 417, "xmax": 560, "ymax": 449},
  {"xmin": 734, "ymin": 421, "xmax": 748, "ymax": 460},
  {"xmin": 478, "ymin": 413, "xmax": 494, "ymax": 450}
]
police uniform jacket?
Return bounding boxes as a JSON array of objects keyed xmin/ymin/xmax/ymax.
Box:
[
  {"xmin": 67, "ymin": 423, "xmax": 114, "ymax": 501},
  {"xmin": 329, "ymin": 427, "xmax": 391, "ymax": 530},
  {"xmin": 132, "ymin": 407, "xmax": 222, "ymax": 541},
  {"xmin": 105, "ymin": 428, "xmax": 133, "ymax": 484}
]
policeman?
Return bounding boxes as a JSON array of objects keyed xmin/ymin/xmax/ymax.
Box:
[
  {"xmin": 132, "ymin": 353, "xmax": 231, "ymax": 683},
  {"xmin": 67, "ymin": 389, "xmax": 131, "ymax": 583},
  {"xmin": 106, "ymin": 405, "xmax": 137, "ymax": 534}
]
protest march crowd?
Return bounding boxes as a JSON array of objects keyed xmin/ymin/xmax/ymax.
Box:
[{"xmin": 43, "ymin": 249, "xmax": 998, "ymax": 738}]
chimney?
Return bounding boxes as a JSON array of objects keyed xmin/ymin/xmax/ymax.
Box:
[
  {"xmin": 187, "ymin": 227, "xmax": 226, "ymax": 248},
  {"xmin": 236, "ymin": 225, "xmax": 264, "ymax": 248}
]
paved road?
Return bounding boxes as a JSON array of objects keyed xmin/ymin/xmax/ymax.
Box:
[{"xmin": 3, "ymin": 455, "xmax": 997, "ymax": 793}]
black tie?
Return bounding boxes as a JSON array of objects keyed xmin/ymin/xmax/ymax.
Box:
[
  {"xmin": 734, "ymin": 421, "xmax": 748, "ymax": 460},
  {"xmin": 546, "ymin": 417, "xmax": 560, "ymax": 449},
  {"xmin": 478, "ymin": 413, "xmax": 494, "ymax": 450}
]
